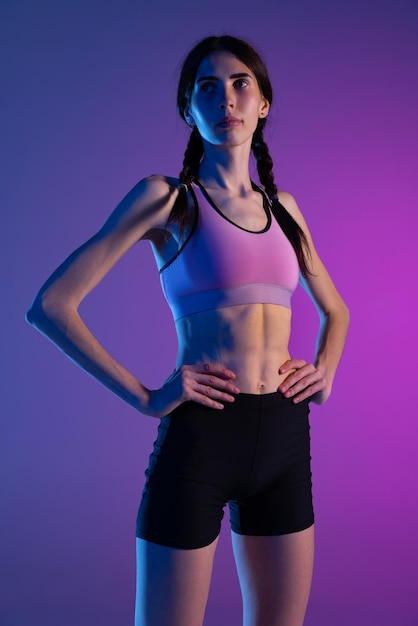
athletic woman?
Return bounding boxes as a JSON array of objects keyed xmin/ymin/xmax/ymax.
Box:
[{"xmin": 27, "ymin": 35, "xmax": 349, "ymax": 626}]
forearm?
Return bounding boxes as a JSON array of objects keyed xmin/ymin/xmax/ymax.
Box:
[
  {"xmin": 314, "ymin": 302, "xmax": 350, "ymax": 390},
  {"xmin": 26, "ymin": 299, "xmax": 150, "ymax": 412}
]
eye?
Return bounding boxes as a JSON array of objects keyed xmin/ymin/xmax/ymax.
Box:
[
  {"xmin": 198, "ymin": 81, "xmax": 216, "ymax": 93},
  {"xmin": 234, "ymin": 78, "xmax": 249, "ymax": 89}
]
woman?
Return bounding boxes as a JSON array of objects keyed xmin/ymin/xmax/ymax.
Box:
[{"xmin": 27, "ymin": 35, "xmax": 349, "ymax": 626}]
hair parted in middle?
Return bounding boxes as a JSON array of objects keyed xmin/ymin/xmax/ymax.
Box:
[{"xmin": 168, "ymin": 34, "xmax": 312, "ymax": 277}]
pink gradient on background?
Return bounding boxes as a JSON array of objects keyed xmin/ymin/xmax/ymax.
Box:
[{"xmin": 1, "ymin": 0, "xmax": 417, "ymax": 624}]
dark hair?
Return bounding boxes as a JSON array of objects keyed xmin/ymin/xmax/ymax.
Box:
[{"xmin": 168, "ymin": 35, "xmax": 311, "ymax": 277}]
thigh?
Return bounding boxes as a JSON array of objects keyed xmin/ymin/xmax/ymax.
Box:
[
  {"xmin": 229, "ymin": 395, "xmax": 314, "ymax": 537},
  {"xmin": 231, "ymin": 526, "xmax": 314, "ymax": 626},
  {"xmin": 135, "ymin": 536, "xmax": 218, "ymax": 626},
  {"xmin": 136, "ymin": 399, "xmax": 247, "ymax": 549}
]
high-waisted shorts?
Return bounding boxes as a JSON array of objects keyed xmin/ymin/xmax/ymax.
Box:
[{"xmin": 136, "ymin": 392, "xmax": 314, "ymax": 549}]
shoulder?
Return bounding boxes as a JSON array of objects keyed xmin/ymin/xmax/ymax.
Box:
[
  {"xmin": 128, "ymin": 174, "xmax": 181, "ymax": 208},
  {"xmin": 142, "ymin": 173, "xmax": 180, "ymax": 193},
  {"xmin": 277, "ymin": 190, "xmax": 302, "ymax": 220},
  {"xmin": 103, "ymin": 174, "xmax": 182, "ymax": 238},
  {"xmin": 277, "ymin": 190, "xmax": 311, "ymax": 235}
]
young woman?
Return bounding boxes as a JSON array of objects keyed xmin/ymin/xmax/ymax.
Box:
[{"xmin": 27, "ymin": 35, "xmax": 349, "ymax": 626}]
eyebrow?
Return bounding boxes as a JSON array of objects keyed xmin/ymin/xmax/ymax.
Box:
[{"xmin": 196, "ymin": 72, "xmax": 252, "ymax": 83}]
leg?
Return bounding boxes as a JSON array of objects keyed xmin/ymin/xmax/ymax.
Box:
[
  {"xmin": 135, "ymin": 536, "xmax": 219, "ymax": 626},
  {"xmin": 231, "ymin": 525, "xmax": 314, "ymax": 626}
]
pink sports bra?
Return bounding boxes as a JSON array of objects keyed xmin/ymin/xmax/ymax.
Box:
[{"xmin": 160, "ymin": 182, "xmax": 300, "ymax": 321}]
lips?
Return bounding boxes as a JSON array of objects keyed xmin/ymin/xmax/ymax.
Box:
[{"xmin": 217, "ymin": 116, "xmax": 241, "ymax": 128}]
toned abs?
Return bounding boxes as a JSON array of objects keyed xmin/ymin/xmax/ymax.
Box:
[{"xmin": 175, "ymin": 302, "xmax": 292, "ymax": 394}]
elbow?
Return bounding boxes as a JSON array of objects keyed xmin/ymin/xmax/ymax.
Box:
[
  {"xmin": 25, "ymin": 304, "xmax": 36, "ymax": 326},
  {"xmin": 334, "ymin": 299, "xmax": 350, "ymax": 335},
  {"xmin": 340, "ymin": 298, "xmax": 350, "ymax": 327},
  {"xmin": 320, "ymin": 297, "xmax": 350, "ymax": 328},
  {"xmin": 26, "ymin": 294, "xmax": 42, "ymax": 326},
  {"xmin": 26, "ymin": 290, "xmax": 72, "ymax": 333},
  {"xmin": 26, "ymin": 294, "xmax": 51, "ymax": 331}
]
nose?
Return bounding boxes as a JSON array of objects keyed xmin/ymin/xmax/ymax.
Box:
[{"xmin": 218, "ymin": 83, "xmax": 234, "ymax": 110}]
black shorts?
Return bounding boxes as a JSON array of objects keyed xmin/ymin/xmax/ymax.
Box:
[{"xmin": 136, "ymin": 392, "xmax": 314, "ymax": 549}]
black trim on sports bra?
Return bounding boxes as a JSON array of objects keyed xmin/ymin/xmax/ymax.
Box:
[
  {"xmin": 195, "ymin": 180, "xmax": 272, "ymax": 234},
  {"xmin": 159, "ymin": 185, "xmax": 199, "ymax": 274}
]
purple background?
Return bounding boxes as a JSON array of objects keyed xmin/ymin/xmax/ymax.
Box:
[{"xmin": 2, "ymin": 0, "xmax": 417, "ymax": 624}]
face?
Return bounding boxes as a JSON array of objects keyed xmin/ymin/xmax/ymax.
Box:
[{"xmin": 185, "ymin": 51, "xmax": 269, "ymax": 147}]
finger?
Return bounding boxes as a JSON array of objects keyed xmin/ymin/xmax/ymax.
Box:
[
  {"xmin": 194, "ymin": 381, "xmax": 238, "ymax": 403},
  {"xmin": 177, "ymin": 379, "xmax": 225, "ymax": 409},
  {"xmin": 283, "ymin": 372, "xmax": 325, "ymax": 398},
  {"xmin": 179, "ymin": 365, "xmax": 239, "ymax": 392},
  {"xmin": 279, "ymin": 359, "xmax": 307, "ymax": 374},
  {"xmin": 279, "ymin": 364, "xmax": 317, "ymax": 393},
  {"xmin": 292, "ymin": 381, "xmax": 326, "ymax": 403},
  {"xmin": 188, "ymin": 384, "xmax": 234, "ymax": 409},
  {"xmin": 192, "ymin": 372, "xmax": 240, "ymax": 394},
  {"xmin": 192, "ymin": 363, "xmax": 238, "ymax": 380}
]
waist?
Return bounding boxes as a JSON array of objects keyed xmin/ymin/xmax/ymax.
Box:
[
  {"xmin": 166, "ymin": 284, "xmax": 293, "ymax": 322},
  {"xmin": 174, "ymin": 303, "xmax": 292, "ymax": 394}
]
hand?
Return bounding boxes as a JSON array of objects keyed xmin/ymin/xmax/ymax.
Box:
[
  {"xmin": 278, "ymin": 359, "xmax": 330, "ymax": 405},
  {"xmin": 141, "ymin": 363, "xmax": 240, "ymax": 418}
]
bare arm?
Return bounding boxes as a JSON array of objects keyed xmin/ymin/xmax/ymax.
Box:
[
  {"xmin": 277, "ymin": 192, "xmax": 350, "ymax": 404},
  {"xmin": 26, "ymin": 176, "xmax": 239, "ymax": 417},
  {"xmin": 26, "ymin": 176, "xmax": 176, "ymax": 411}
]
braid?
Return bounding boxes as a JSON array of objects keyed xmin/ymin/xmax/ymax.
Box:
[
  {"xmin": 252, "ymin": 125, "xmax": 312, "ymax": 278},
  {"xmin": 167, "ymin": 128, "xmax": 203, "ymax": 235},
  {"xmin": 180, "ymin": 127, "xmax": 203, "ymax": 185},
  {"xmin": 252, "ymin": 124, "xmax": 277, "ymax": 198}
]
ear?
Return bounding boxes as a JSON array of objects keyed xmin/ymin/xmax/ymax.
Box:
[
  {"xmin": 259, "ymin": 97, "xmax": 270, "ymax": 119},
  {"xmin": 184, "ymin": 105, "xmax": 195, "ymax": 127}
]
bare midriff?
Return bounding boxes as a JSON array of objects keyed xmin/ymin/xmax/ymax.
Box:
[{"xmin": 175, "ymin": 303, "xmax": 292, "ymax": 394}]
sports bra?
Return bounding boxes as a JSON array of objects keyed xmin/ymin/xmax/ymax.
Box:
[{"xmin": 160, "ymin": 182, "xmax": 300, "ymax": 321}]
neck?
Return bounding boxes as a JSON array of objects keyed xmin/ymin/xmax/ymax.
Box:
[{"xmin": 198, "ymin": 141, "xmax": 253, "ymax": 195}]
